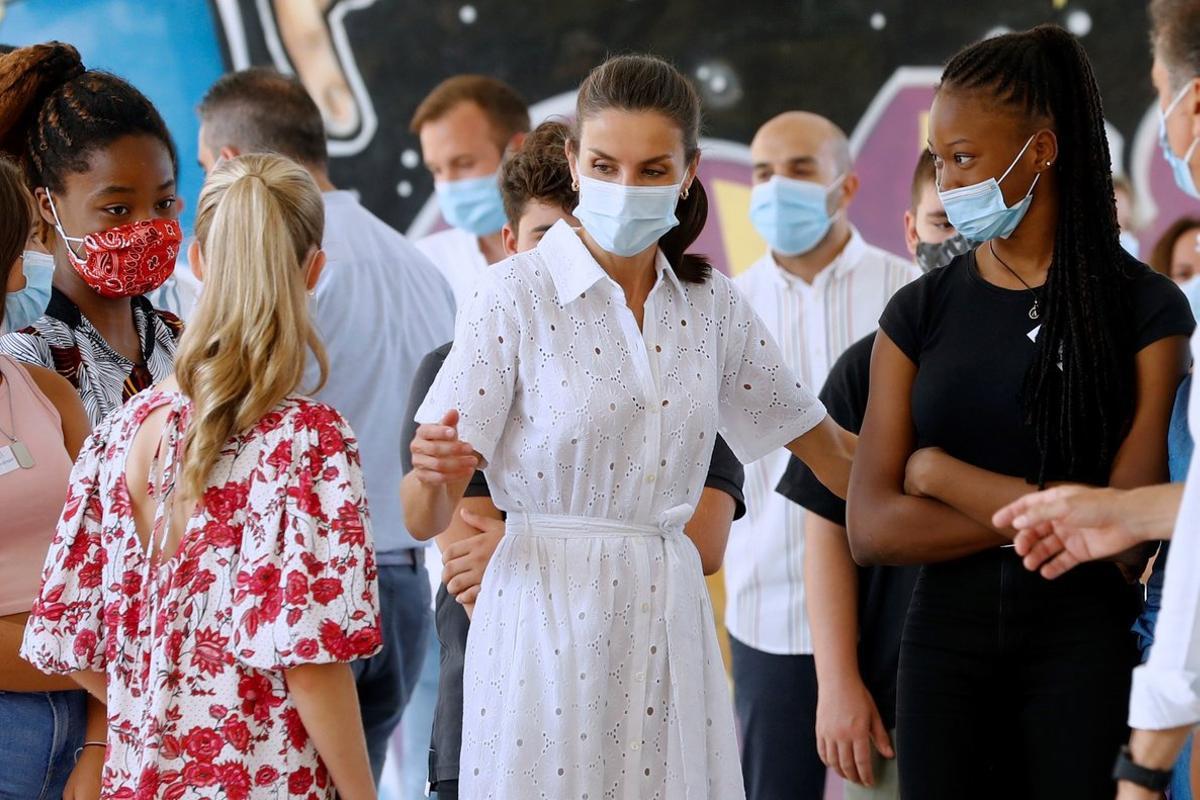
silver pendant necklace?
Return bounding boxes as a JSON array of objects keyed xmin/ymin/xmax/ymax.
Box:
[
  {"xmin": 0, "ymin": 362, "xmax": 36, "ymax": 469},
  {"xmin": 989, "ymin": 241, "xmax": 1042, "ymax": 320}
]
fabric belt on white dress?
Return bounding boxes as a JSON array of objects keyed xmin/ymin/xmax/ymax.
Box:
[
  {"xmin": 504, "ymin": 504, "xmax": 715, "ymax": 799},
  {"xmin": 507, "ymin": 506, "xmax": 694, "ymax": 539}
]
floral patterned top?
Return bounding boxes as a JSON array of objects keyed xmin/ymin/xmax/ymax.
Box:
[{"xmin": 21, "ymin": 389, "xmax": 382, "ymax": 800}]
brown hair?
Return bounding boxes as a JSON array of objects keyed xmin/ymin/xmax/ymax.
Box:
[
  {"xmin": 0, "ymin": 157, "xmax": 31, "ymax": 328},
  {"xmin": 198, "ymin": 67, "xmax": 327, "ymax": 166},
  {"xmin": 0, "ymin": 42, "xmax": 176, "ymax": 192},
  {"xmin": 572, "ymin": 54, "xmax": 709, "ymax": 283},
  {"xmin": 1151, "ymin": 0, "xmax": 1200, "ymax": 91},
  {"xmin": 909, "ymin": 149, "xmax": 937, "ymax": 213},
  {"xmin": 1149, "ymin": 216, "xmax": 1200, "ymax": 276},
  {"xmin": 410, "ymin": 75, "xmax": 530, "ymax": 151},
  {"xmin": 500, "ymin": 120, "xmax": 576, "ymax": 228}
]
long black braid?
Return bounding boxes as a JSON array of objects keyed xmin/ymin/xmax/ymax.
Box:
[
  {"xmin": 0, "ymin": 42, "xmax": 177, "ymax": 192},
  {"xmin": 940, "ymin": 25, "xmax": 1136, "ymax": 486}
]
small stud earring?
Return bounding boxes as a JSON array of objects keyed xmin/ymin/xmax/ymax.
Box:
[
  {"xmin": 571, "ymin": 180, "xmax": 579, "ymax": 192},
  {"xmin": 1046, "ymin": 161, "xmax": 1053, "ymax": 166},
  {"xmin": 681, "ymin": 187, "xmax": 690, "ymax": 200}
]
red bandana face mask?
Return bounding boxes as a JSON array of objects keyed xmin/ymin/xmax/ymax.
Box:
[{"xmin": 46, "ymin": 190, "xmax": 182, "ymax": 299}]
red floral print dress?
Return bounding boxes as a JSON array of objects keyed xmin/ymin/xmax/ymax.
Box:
[{"xmin": 21, "ymin": 389, "xmax": 382, "ymax": 799}]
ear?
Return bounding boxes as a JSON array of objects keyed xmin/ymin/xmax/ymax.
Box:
[
  {"xmin": 1190, "ymin": 77, "xmax": 1200, "ymax": 142},
  {"xmin": 501, "ymin": 222, "xmax": 519, "ymax": 257},
  {"xmin": 835, "ymin": 172, "xmax": 859, "ymax": 213},
  {"xmin": 903, "ymin": 209, "xmax": 920, "ymax": 256},
  {"xmin": 1033, "ymin": 129, "xmax": 1059, "ymax": 173},
  {"xmin": 304, "ymin": 247, "xmax": 327, "ymax": 292},
  {"xmin": 682, "ymin": 151, "xmax": 702, "ymax": 195},
  {"xmin": 33, "ymin": 187, "xmax": 57, "ymax": 229},
  {"xmin": 506, "ymin": 131, "xmax": 527, "ymax": 156},
  {"xmin": 188, "ymin": 239, "xmax": 204, "ymax": 282},
  {"xmin": 219, "ymin": 146, "xmax": 239, "ymax": 162},
  {"xmin": 565, "ymin": 140, "xmax": 579, "ymax": 187}
]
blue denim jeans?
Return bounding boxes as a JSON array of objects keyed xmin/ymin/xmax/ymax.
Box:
[
  {"xmin": 0, "ymin": 689, "xmax": 87, "ymax": 800},
  {"xmin": 352, "ymin": 561, "xmax": 433, "ymax": 784}
]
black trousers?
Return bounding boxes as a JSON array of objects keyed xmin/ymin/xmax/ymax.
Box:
[
  {"xmin": 730, "ymin": 636, "xmax": 825, "ymax": 799},
  {"xmin": 897, "ymin": 548, "xmax": 1141, "ymax": 800}
]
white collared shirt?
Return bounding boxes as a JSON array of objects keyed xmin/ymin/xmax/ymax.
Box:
[
  {"xmin": 724, "ymin": 228, "xmax": 919, "ymax": 654},
  {"xmin": 416, "ymin": 227, "xmax": 490, "ymax": 311},
  {"xmin": 416, "ymin": 220, "xmax": 826, "ymax": 524},
  {"xmin": 1130, "ymin": 326, "xmax": 1200, "ymax": 730},
  {"xmin": 310, "ymin": 191, "xmax": 456, "ymax": 560}
]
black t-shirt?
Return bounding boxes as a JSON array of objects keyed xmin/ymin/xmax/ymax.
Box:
[
  {"xmin": 402, "ymin": 341, "xmax": 748, "ymax": 785},
  {"xmin": 777, "ymin": 331, "xmax": 919, "ymax": 730},
  {"xmin": 880, "ymin": 252, "xmax": 1194, "ymax": 484}
]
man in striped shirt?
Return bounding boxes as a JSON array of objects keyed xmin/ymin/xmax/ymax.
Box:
[{"xmin": 724, "ymin": 111, "xmax": 919, "ymax": 800}]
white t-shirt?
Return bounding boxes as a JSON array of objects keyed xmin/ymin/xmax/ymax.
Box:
[
  {"xmin": 723, "ymin": 228, "xmax": 919, "ymax": 655},
  {"xmin": 415, "ymin": 227, "xmax": 490, "ymax": 311}
]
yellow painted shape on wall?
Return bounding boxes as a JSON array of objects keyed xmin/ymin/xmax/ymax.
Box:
[{"xmin": 713, "ymin": 178, "xmax": 765, "ymax": 277}]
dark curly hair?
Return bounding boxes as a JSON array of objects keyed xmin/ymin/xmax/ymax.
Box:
[
  {"xmin": 500, "ymin": 119, "xmax": 576, "ymax": 228},
  {"xmin": 0, "ymin": 41, "xmax": 177, "ymax": 193},
  {"xmin": 939, "ymin": 24, "xmax": 1136, "ymax": 485}
]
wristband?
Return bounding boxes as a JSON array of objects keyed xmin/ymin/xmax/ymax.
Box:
[
  {"xmin": 74, "ymin": 740, "xmax": 106, "ymax": 763},
  {"xmin": 1112, "ymin": 745, "xmax": 1173, "ymax": 792}
]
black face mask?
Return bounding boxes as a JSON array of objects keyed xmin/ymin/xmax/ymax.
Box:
[{"xmin": 915, "ymin": 232, "xmax": 974, "ymax": 273}]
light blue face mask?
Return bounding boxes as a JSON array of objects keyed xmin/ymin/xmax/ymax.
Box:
[
  {"xmin": 1159, "ymin": 82, "xmax": 1200, "ymax": 199},
  {"xmin": 4, "ymin": 250, "xmax": 53, "ymax": 332},
  {"xmin": 749, "ymin": 174, "xmax": 845, "ymax": 257},
  {"xmin": 938, "ymin": 134, "xmax": 1039, "ymax": 242},
  {"xmin": 435, "ymin": 171, "xmax": 507, "ymax": 236},
  {"xmin": 573, "ymin": 174, "xmax": 684, "ymax": 257}
]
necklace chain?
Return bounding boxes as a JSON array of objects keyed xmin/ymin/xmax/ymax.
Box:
[{"xmin": 989, "ymin": 241, "xmax": 1042, "ymax": 320}]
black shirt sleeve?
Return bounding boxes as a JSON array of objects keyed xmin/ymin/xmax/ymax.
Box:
[
  {"xmin": 877, "ymin": 260, "xmax": 949, "ymax": 365},
  {"xmin": 402, "ymin": 341, "xmax": 491, "ymax": 498},
  {"xmin": 776, "ymin": 332, "xmax": 876, "ymax": 525},
  {"xmin": 1130, "ymin": 264, "xmax": 1196, "ymax": 351},
  {"xmin": 704, "ymin": 435, "xmax": 746, "ymax": 521}
]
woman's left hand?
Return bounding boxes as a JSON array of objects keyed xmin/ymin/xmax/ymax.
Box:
[
  {"xmin": 903, "ymin": 447, "xmax": 944, "ymax": 498},
  {"xmin": 64, "ymin": 745, "xmax": 104, "ymax": 800}
]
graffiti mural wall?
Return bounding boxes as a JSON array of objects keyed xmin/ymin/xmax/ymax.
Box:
[{"xmin": 2, "ymin": 0, "xmax": 1186, "ymax": 276}]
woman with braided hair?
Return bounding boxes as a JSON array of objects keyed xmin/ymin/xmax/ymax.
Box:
[
  {"xmin": 848, "ymin": 25, "xmax": 1195, "ymax": 797},
  {"xmin": 0, "ymin": 42, "xmax": 184, "ymax": 425}
]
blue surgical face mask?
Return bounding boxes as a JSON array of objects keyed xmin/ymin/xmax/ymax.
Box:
[
  {"xmin": 1159, "ymin": 82, "xmax": 1200, "ymax": 199},
  {"xmin": 435, "ymin": 171, "xmax": 507, "ymax": 236},
  {"xmin": 749, "ymin": 174, "xmax": 845, "ymax": 257},
  {"xmin": 4, "ymin": 250, "xmax": 54, "ymax": 331},
  {"xmin": 573, "ymin": 174, "xmax": 684, "ymax": 257},
  {"xmin": 938, "ymin": 134, "xmax": 1039, "ymax": 242}
]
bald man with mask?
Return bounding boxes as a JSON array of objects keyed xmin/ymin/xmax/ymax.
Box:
[{"xmin": 724, "ymin": 111, "xmax": 919, "ymax": 799}]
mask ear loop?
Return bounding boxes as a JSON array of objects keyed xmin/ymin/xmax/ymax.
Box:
[
  {"xmin": 998, "ymin": 134, "xmax": 1043, "ymax": 202},
  {"xmin": 44, "ymin": 190, "xmax": 88, "ymax": 265}
]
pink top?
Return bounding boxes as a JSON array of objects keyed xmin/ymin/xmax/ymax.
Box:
[
  {"xmin": 21, "ymin": 389, "xmax": 381, "ymax": 799},
  {"xmin": 0, "ymin": 353, "xmax": 72, "ymax": 616}
]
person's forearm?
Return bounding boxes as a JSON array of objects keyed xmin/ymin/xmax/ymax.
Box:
[
  {"xmin": 1129, "ymin": 726, "xmax": 1194, "ymax": 771},
  {"xmin": 1120, "ymin": 484, "xmax": 1187, "ymax": 543},
  {"xmin": 787, "ymin": 418, "xmax": 856, "ymax": 500},
  {"xmin": 83, "ymin": 692, "xmax": 107, "ymax": 742},
  {"xmin": 286, "ymin": 663, "xmax": 376, "ymax": 800},
  {"xmin": 848, "ymin": 486, "xmax": 1008, "ymax": 566},
  {"xmin": 0, "ymin": 614, "xmax": 82, "ymax": 691},
  {"xmin": 915, "ymin": 451, "xmax": 1037, "ymax": 534},
  {"xmin": 401, "ymin": 471, "xmax": 470, "ymax": 540},
  {"xmin": 683, "ymin": 488, "xmax": 736, "ymax": 575},
  {"xmin": 69, "ymin": 670, "xmax": 108, "ymax": 704},
  {"xmin": 805, "ymin": 515, "xmax": 863, "ymax": 686}
]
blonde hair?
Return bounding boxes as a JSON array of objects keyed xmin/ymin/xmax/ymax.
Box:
[{"xmin": 175, "ymin": 153, "xmax": 328, "ymax": 503}]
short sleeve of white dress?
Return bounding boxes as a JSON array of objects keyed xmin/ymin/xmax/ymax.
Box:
[
  {"xmin": 415, "ymin": 270, "xmax": 521, "ymax": 465},
  {"xmin": 715, "ymin": 276, "xmax": 827, "ymax": 464}
]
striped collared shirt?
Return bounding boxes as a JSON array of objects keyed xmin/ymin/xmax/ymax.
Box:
[{"xmin": 724, "ymin": 227, "xmax": 919, "ymax": 655}]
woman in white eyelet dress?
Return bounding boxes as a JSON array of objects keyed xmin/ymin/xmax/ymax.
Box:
[{"xmin": 407, "ymin": 55, "xmax": 852, "ymax": 800}]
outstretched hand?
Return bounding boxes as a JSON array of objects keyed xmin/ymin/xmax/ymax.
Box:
[{"xmin": 993, "ymin": 485, "xmax": 1141, "ymax": 579}]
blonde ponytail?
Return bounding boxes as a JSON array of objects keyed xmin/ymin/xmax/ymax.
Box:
[{"xmin": 175, "ymin": 153, "xmax": 327, "ymax": 503}]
